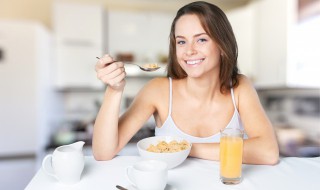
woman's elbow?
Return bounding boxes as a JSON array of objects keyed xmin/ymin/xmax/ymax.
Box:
[
  {"xmin": 93, "ymin": 154, "xmax": 114, "ymax": 161},
  {"xmin": 249, "ymin": 142, "xmax": 279, "ymax": 165},
  {"xmin": 263, "ymin": 145, "xmax": 280, "ymax": 165},
  {"xmin": 93, "ymin": 150, "xmax": 116, "ymax": 161},
  {"xmin": 265, "ymin": 154, "xmax": 279, "ymax": 165}
]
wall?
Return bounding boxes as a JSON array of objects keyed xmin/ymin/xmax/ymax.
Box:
[
  {"xmin": 0, "ymin": 0, "xmax": 250, "ymax": 28},
  {"xmin": 0, "ymin": 0, "xmax": 53, "ymax": 27},
  {"xmin": 227, "ymin": 3, "xmax": 256, "ymax": 80}
]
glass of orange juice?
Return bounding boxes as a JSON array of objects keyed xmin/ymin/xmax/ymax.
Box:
[{"xmin": 220, "ymin": 128, "xmax": 244, "ymax": 185}]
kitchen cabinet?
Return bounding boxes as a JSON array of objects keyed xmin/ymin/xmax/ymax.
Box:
[
  {"xmin": 252, "ymin": 0, "xmax": 319, "ymax": 88},
  {"xmin": 287, "ymin": 13, "xmax": 320, "ymax": 88},
  {"xmin": 53, "ymin": 1, "xmax": 106, "ymax": 89},
  {"xmin": 228, "ymin": 0, "xmax": 320, "ymax": 88},
  {"xmin": 0, "ymin": 157, "xmax": 36, "ymax": 190},
  {"xmin": 107, "ymin": 10, "xmax": 175, "ymax": 63},
  {"xmin": 252, "ymin": 0, "xmax": 295, "ymax": 87},
  {"xmin": 227, "ymin": 4, "xmax": 256, "ymax": 80}
]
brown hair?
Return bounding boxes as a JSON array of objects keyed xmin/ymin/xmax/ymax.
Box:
[{"xmin": 167, "ymin": 1, "xmax": 239, "ymax": 93}]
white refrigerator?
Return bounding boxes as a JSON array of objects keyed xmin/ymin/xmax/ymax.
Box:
[{"xmin": 0, "ymin": 20, "xmax": 62, "ymax": 189}]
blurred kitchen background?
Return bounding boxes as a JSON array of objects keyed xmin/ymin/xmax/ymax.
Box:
[{"xmin": 0, "ymin": 0, "xmax": 319, "ymax": 189}]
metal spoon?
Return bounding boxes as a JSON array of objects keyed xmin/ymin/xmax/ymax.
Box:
[
  {"xmin": 115, "ymin": 185, "xmax": 128, "ymax": 190},
  {"xmin": 96, "ymin": 57, "xmax": 160, "ymax": 72}
]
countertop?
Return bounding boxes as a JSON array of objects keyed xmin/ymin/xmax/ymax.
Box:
[{"xmin": 26, "ymin": 156, "xmax": 320, "ymax": 190}]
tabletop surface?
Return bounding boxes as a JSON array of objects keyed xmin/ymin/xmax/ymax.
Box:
[{"xmin": 26, "ymin": 156, "xmax": 320, "ymax": 190}]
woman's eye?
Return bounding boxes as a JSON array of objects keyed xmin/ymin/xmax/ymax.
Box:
[
  {"xmin": 198, "ymin": 38, "xmax": 207, "ymax": 43},
  {"xmin": 177, "ymin": 40, "xmax": 185, "ymax": 45}
]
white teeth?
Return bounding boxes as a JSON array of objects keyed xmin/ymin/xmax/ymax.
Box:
[{"xmin": 186, "ymin": 59, "xmax": 203, "ymax": 65}]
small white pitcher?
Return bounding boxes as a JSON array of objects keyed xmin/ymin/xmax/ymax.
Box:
[{"xmin": 42, "ymin": 141, "xmax": 85, "ymax": 185}]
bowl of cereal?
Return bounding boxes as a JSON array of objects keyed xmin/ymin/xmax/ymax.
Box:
[{"xmin": 137, "ymin": 136, "xmax": 192, "ymax": 169}]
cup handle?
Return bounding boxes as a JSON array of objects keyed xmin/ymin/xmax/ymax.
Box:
[
  {"xmin": 126, "ymin": 166, "xmax": 136, "ymax": 187},
  {"xmin": 42, "ymin": 154, "xmax": 57, "ymax": 179}
]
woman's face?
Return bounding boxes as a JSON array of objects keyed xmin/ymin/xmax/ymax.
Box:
[{"xmin": 175, "ymin": 14, "xmax": 221, "ymax": 78}]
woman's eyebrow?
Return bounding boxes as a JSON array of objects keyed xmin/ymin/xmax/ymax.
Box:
[
  {"xmin": 175, "ymin": 35, "xmax": 185, "ymax": 39},
  {"xmin": 194, "ymin": 33, "xmax": 207, "ymax": 37},
  {"xmin": 175, "ymin": 32, "xmax": 208, "ymax": 39}
]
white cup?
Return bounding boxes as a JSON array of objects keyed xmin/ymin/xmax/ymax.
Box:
[{"xmin": 126, "ymin": 160, "xmax": 168, "ymax": 190}]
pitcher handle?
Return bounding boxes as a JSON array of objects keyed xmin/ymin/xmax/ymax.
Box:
[
  {"xmin": 42, "ymin": 154, "xmax": 57, "ymax": 179},
  {"xmin": 126, "ymin": 166, "xmax": 137, "ymax": 187}
]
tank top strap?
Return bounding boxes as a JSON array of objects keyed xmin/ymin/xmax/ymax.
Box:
[
  {"xmin": 168, "ymin": 77, "xmax": 173, "ymax": 115},
  {"xmin": 230, "ymin": 88, "xmax": 237, "ymax": 110}
]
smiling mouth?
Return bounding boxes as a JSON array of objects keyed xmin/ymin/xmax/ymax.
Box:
[{"xmin": 185, "ymin": 58, "xmax": 205, "ymax": 65}]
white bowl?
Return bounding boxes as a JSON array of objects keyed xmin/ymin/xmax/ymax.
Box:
[{"xmin": 137, "ymin": 136, "xmax": 192, "ymax": 169}]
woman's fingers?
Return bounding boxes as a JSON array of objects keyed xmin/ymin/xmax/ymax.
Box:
[
  {"xmin": 99, "ymin": 67, "xmax": 126, "ymax": 86},
  {"xmin": 95, "ymin": 54, "xmax": 126, "ymax": 89},
  {"xmin": 95, "ymin": 54, "xmax": 114, "ymax": 70}
]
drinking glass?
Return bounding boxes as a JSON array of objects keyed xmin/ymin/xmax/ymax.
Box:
[{"xmin": 220, "ymin": 128, "xmax": 244, "ymax": 185}]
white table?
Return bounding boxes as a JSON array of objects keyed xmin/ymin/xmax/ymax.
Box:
[{"xmin": 26, "ymin": 156, "xmax": 320, "ymax": 190}]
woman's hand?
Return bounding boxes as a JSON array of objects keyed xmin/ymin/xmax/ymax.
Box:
[{"xmin": 95, "ymin": 54, "xmax": 126, "ymax": 91}]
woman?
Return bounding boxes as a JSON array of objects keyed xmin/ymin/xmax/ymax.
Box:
[{"xmin": 93, "ymin": 1, "xmax": 279, "ymax": 165}]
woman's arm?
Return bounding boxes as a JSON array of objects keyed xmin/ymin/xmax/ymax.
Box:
[
  {"xmin": 190, "ymin": 76, "xmax": 279, "ymax": 165},
  {"xmin": 93, "ymin": 72, "xmax": 160, "ymax": 160},
  {"xmin": 92, "ymin": 87, "xmax": 124, "ymax": 160},
  {"xmin": 237, "ymin": 75, "xmax": 279, "ymax": 165},
  {"xmin": 92, "ymin": 55, "xmax": 126, "ymax": 160}
]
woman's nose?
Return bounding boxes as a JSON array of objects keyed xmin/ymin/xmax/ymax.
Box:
[{"xmin": 185, "ymin": 44, "xmax": 197, "ymax": 56}]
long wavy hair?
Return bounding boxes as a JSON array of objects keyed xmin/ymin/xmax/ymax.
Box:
[{"xmin": 167, "ymin": 1, "xmax": 239, "ymax": 93}]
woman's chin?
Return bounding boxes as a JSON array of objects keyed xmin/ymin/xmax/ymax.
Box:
[{"xmin": 186, "ymin": 72, "xmax": 203, "ymax": 78}]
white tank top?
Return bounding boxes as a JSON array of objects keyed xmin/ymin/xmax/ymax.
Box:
[{"xmin": 155, "ymin": 77, "xmax": 245, "ymax": 143}]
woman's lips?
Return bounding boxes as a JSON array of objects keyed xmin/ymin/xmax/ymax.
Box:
[{"xmin": 185, "ymin": 58, "xmax": 205, "ymax": 65}]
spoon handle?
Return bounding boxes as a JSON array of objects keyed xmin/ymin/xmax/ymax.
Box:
[
  {"xmin": 96, "ymin": 57, "xmax": 117, "ymax": 66},
  {"xmin": 96, "ymin": 57, "xmax": 160, "ymax": 72},
  {"xmin": 116, "ymin": 185, "xmax": 128, "ymax": 190}
]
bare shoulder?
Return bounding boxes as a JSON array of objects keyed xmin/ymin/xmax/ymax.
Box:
[
  {"xmin": 233, "ymin": 74, "xmax": 261, "ymax": 109},
  {"xmin": 136, "ymin": 77, "xmax": 169, "ymax": 104},
  {"xmin": 238, "ymin": 74, "xmax": 254, "ymax": 87},
  {"xmin": 235, "ymin": 74, "xmax": 256, "ymax": 94},
  {"xmin": 142, "ymin": 77, "xmax": 169, "ymax": 93},
  {"xmin": 233, "ymin": 74, "xmax": 259, "ymax": 104}
]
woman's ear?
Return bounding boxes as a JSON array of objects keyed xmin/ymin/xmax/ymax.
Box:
[{"xmin": 219, "ymin": 49, "xmax": 224, "ymax": 57}]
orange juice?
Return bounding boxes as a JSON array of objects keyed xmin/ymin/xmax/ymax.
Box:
[{"xmin": 220, "ymin": 136, "xmax": 243, "ymax": 179}]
